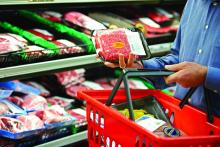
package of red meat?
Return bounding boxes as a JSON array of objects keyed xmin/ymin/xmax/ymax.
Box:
[
  {"xmin": 0, "ymin": 100, "xmax": 26, "ymax": 117},
  {"xmin": 40, "ymin": 11, "xmax": 62, "ymax": 22},
  {"xmin": 28, "ymin": 29, "xmax": 54, "ymax": 41},
  {"xmin": 67, "ymin": 108, "xmax": 87, "ymax": 127},
  {"xmin": 31, "ymin": 105, "xmax": 75, "ymax": 129},
  {"xmin": 22, "ymin": 94, "xmax": 48, "ymax": 111},
  {"xmin": 47, "ymin": 96, "xmax": 74, "ymax": 109},
  {"xmin": 0, "ymin": 116, "xmax": 44, "ymax": 139},
  {"xmin": 93, "ymin": 28, "xmax": 151, "ymax": 63},
  {"xmin": 53, "ymin": 39, "xmax": 85, "ymax": 55}
]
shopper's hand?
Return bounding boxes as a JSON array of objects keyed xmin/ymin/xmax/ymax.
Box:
[
  {"xmin": 164, "ymin": 62, "xmax": 207, "ymax": 88},
  {"xmin": 103, "ymin": 53, "xmax": 143, "ymax": 69}
]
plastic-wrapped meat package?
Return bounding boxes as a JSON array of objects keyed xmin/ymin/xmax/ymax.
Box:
[
  {"xmin": 28, "ymin": 29, "xmax": 54, "ymax": 41},
  {"xmin": 0, "ymin": 33, "xmax": 27, "ymax": 54},
  {"xmin": 53, "ymin": 39, "xmax": 84, "ymax": 54},
  {"xmin": 64, "ymin": 12, "xmax": 106, "ymax": 31},
  {"xmin": 55, "ymin": 69, "xmax": 85, "ymax": 86},
  {"xmin": 0, "ymin": 117, "xmax": 27, "ymax": 133},
  {"xmin": 147, "ymin": 11, "xmax": 170, "ymax": 24},
  {"xmin": 94, "ymin": 28, "xmax": 147, "ymax": 62},
  {"xmin": 110, "ymin": 79, "xmax": 147, "ymax": 89},
  {"xmin": 22, "ymin": 94, "xmax": 47, "ymax": 111},
  {"xmin": 7, "ymin": 96, "xmax": 24, "ymax": 107},
  {"xmin": 95, "ymin": 78, "xmax": 113, "ymax": 90},
  {"xmin": 0, "ymin": 102, "xmax": 10, "ymax": 115},
  {"xmin": 40, "ymin": 11, "xmax": 62, "ymax": 22},
  {"xmin": 66, "ymin": 84, "xmax": 91, "ymax": 97},
  {"xmin": 17, "ymin": 115, "xmax": 44, "ymax": 130},
  {"xmin": 67, "ymin": 108, "xmax": 87, "ymax": 127},
  {"xmin": 33, "ymin": 105, "xmax": 72, "ymax": 124},
  {"xmin": 47, "ymin": 96, "xmax": 74, "ymax": 109},
  {"xmin": 25, "ymin": 45, "xmax": 50, "ymax": 57},
  {"xmin": 26, "ymin": 81, "xmax": 50, "ymax": 97}
]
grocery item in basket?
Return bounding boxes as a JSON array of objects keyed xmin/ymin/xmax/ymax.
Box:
[
  {"xmin": 33, "ymin": 105, "xmax": 72, "ymax": 124},
  {"xmin": 17, "ymin": 115, "xmax": 44, "ymax": 130},
  {"xmin": 93, "ymin": 28, "xmax": 149, "ymax": 62},
  {"xmin": 0, "ymin": 117, "xmax": 27, "ymax": 133},
  {"xmin": 22, "ymin": 94, "xmax": 47, "ymax": 111},
  {"xmin": 0, "ymin": 81, "xmax": 41, "ymax": 95},
  {"xmin": 28, "ymin": 29, "xmax": 54, "ymax": 41},
  {"xmin": 119, "ymin": 109, "xmax": 154, "ymax": 120},
  {"xmin": 53, "ymin": 39, "xmax": 84, "ymax": 54},
  {"xmin": 64, "ymin": 12, "xmax": 106, "ymax": 31},
  {"xmin": 0, "ymin": 33, "xmax": 27, "ymax": 54},
  {"xmin": 40, "ymin": 11, "xmax": 62, "ymax": 22},
  {"xmin": 47, "ymin": 96, "xmax": 74, "ymax": 109}
]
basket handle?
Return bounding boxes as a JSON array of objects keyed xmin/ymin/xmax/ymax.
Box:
[
  {"xmin": 179, "ymin": 87, "xmax": 214, "ymax": 123},
  {"xmin": 106, "ymin": 68, "xmax": 174, "ymax": 121}
]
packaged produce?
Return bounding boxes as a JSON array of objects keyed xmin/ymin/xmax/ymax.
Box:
[
  {"xmin": 17, "ymin": 114, "xmax": 44, "ymax": 130},
  {"xmin": 0, "ymin": 81, "xmax": 41, "ymax": 95},
  {"xmin": 22, "ymin": 94, "xmax": 47, "ymax": 111},
  {"xmin": 28, "ymin": 29, "xmax": 54, "ymax": 41},
  {"xmin": 0, "ymin": 116, "xmax": 27, "ymax": 133},
  {"xmin": 53, "ymin": 39, "xmax": 84, "ymax": 54},
  {"xmin": 64, "ymin": 11, "xmax": 106, "ymax": 31},
  {"xmin": 93, "ymin": 28, "xmax": 150, "ymax": 63}
]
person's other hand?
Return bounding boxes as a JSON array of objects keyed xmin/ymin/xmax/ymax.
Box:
[
  {"xmin": 164, "ymin": 62, "xmax": 207, "ymax": 88},
  {"xmin": 103, "ymin": 53, "xmax": 143, "ymax": 69}
]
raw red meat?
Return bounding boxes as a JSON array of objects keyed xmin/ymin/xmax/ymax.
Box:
[
  {"xmin": 147, "ymin": 11, "xmax": 170, "ymax": 23},
  {"xmin": 40, "ymin": 11, "xmax": 62, "ymax": 22},
  {"xmin": 64, "ymin": 12, "xmax": 106, "ymax": 30},
  {"xmin": 7, "ymin": 96, "xmax": 24, "ymax": 107},
  {"xmin": 53, "ymin": 39, "xmax": 84, "ymax": 54},
  {"xmin": 22, "ymin": 94, "xmax": 47, "ymax": 111},
  {"xmin": 55, "ymin": 69, "xmax": 85, "ymax": 86},
  {"xmin": 66, "ymin": 84, "xmax": 91, "ymax": 97},
  {"xmin": 28, "ymin": 29, "xmax": 54, "ymax": 41},
  {"xmin": 47, "ymin": 96, "xmax": 74, "ymax": 108},
  {"xmin": 26, "ymin": 81, "xmax": 50, "ymax": 97},
  {"xmin": 0, "ymin": 117, "xmax": 27, "ymax": 133},
  {"xmin": 0, "ymin": 33, "xmax": 27, "ymax": 54},
  {"xmin": 17, "ymin": 115, "xmax": 44, "ymax": 130},
  {"xmin": 0, "ymin": 102, "xmax": 10, "ymax": 115},
  {"xmin": 33, "ymin": 105, "xmax": 72, "ymax": 124}
]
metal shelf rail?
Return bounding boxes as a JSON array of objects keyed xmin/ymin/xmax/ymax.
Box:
[{"xmin": 35, "ymin": 130, "xmax": 88, "ymax": 147}]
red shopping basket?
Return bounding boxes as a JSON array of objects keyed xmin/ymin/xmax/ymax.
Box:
[{"xmin": 78, "ymin": 89, "xmax": 220, "ymax": 147}]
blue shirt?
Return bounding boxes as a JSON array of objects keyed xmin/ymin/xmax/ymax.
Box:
[{"xmin": 143, "ymin": 0, "xmax": 220, "ymax": 116}]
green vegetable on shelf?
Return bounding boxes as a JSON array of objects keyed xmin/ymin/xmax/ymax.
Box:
[
  {"xmin": 119, "ymin": 109, "xmax": 154, "ymax": 120},
  {"xmin": 0, "ymin": 21, "xmax": 59, "ymax": 59},
  {"xmin": 19, "ymin": 10, "xmax": 96, "ymax": 53}
]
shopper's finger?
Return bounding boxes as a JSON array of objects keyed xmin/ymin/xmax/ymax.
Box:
[
  {"xmin": 164, "ymin": 72, "xmax": 180, "ymax": 84},
  {"xmin": 127, "ymin": 54, "xmax": 135, "ymax": 68},
  {"xmin": 104, "ymin": 62, "xmax": 119, "ymax": 68},
  {"xmin": 165, "ymin": 62, "xmax": 189, "ymax": 71},
  {"xmin": 119, "ymin": 54, "xmax": 126, "ymax": 69}
]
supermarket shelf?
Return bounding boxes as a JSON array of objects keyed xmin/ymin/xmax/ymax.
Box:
[
  {"xmin": 0, "ymin": 43, "xmax": 171, "ymax": 81},
  {"xmin": 35, "ymin": 130, "xmax": 88, "ymax": 147},
  {"xmin": 0, "ymin": 54, "xmax": 101, "ymax": 81},
  {"xmin": 0, "ymin": 0, "xmax": 159, "ymax": 5}
]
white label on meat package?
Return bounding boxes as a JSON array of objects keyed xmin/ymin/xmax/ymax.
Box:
[
  {"xmin": 136, "ymin": 116, "xmax": 166, "ymax": 132},
  {"xmin": 126, "ymin": 31, "xmax": 146, "ymax": 56}
]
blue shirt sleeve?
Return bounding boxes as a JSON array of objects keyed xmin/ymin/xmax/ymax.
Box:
[{"xmin": 205, "ymin": 66, "xmax": 220, "ymax": 93}]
